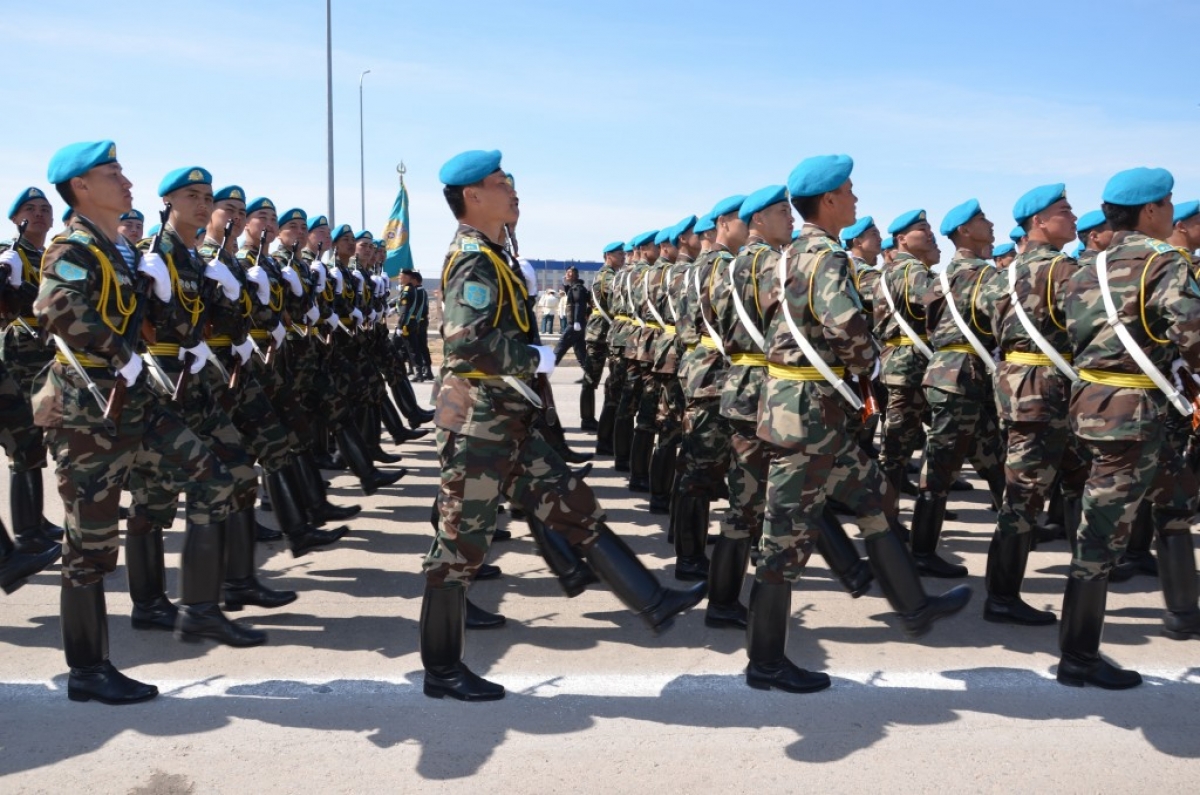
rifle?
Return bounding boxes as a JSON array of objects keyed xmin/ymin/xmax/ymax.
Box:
[
  {"xmin": 174, "ymin": 219, "xmax": 233, "ymax": 402},
  {"xmin": 858, "ymin": 375, "xmax": 880, "ymax": 423}
]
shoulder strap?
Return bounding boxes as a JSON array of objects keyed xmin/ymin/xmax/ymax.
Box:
[
  {"xmin": 938, "ymin": 268, "xmax": 996, "ymax": 374},
  {"xmin": 1006, "ymin": 259, "xmax": 1078, "ymax": 381},
  {"xmin": 694, "ymin": 261, "xmax": 726, "ymax": 358},
  {"xmin": 590, "ymin": 272, "xmax": 614, "ymax": 325},
  {"xmin": 643, "ymin": 269, "xmax": 667, "ymax": 327},
  {"xmin": 729, "ymin": 251, "xmax": 767, "ymax": 351},
  {"xmin": 877, "ymin": 261, "xmax": 934, "ymax": 358}
]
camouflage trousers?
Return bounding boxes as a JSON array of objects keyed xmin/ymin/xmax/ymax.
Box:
[
  {"xmin": 47, "ymin": 404, "xmax": 234, "ymax": 587},
  {"xmin": 677, "ymin": 396, "xmax": 731, "ymax": 497},
  {"xmin": 759, "ymin": 428, "xmax": 891, "ymax": 585},
  {"xmin": 880, "ymin": 382, "xmax": 927, "ymax": 479},
  {"xmin": 0, "ymin": 360, "xmax": 44, "ymax": 472},
  {"xmin": 634, "ymin": 363, "xmax": 662, "ymax": 433},
  {"xmin": 616, "ymin": 358, "xmax": 647, "ymax": 430},
  {"xmin": 1072, "ymin": 424, "xmax": 1197, "ymax": 581},
  {"xmin": 214, "ymin": 348, "xmax": 293, "ymax": 474},
  {"xmin": 303, "ymin": 338, "xmax": 352, "ymax": 425},
  {"xmin": 653, "ymin": 374, "xmax": 685, "ymax": 447},
  {"xmin": 919, "ymin": 386, "xmax": 1004, "ymax": 497},
  {"xmin": 722, "ymin": 418, "xmax": 771, "ymax": 543},
  {"xmin": 583, "ymin": 340, "xmax": 608, "ymax": 390},
  {"xmin": 0, "ymin": 324, "xmax": 54, "ymax": 392},
  {"xmin": 425, "ymin": 426, "xmax": 605, "ymax": 587},
  {"xmin": 996, "ymin": 417, "xmax": 1088, "ymax": 540},
  {"xmin": 253, "ymin": 353, "xmax": 306, "ymax": 452}
]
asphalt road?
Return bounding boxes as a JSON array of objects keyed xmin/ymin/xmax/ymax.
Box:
[{"xmin": 1, "ymin": 367, "xmax": 1198, "ymax": 793}]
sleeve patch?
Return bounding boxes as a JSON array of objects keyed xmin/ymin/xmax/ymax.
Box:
[
  {"xmin": 54, "ymin": 261, "xmax": 89, "ymax": 282},
  {"xmin": 461, "ymin": 241, "xmax": 481, "ymax": 253},
  {"xmin": 462, "ymin": 281, "xmax": 492, "ymax": 309}
]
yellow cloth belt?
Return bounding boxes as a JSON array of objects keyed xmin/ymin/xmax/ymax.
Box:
[
  {"xmin": 249, "ymin": 329, "xmax": 270, "ymax": 340},
  {"xmin": 19, "ymin": 317, "xmax": 38, "ymax": 327},
  {"xmin": 144, "ymin": 343, "xmax": 180, "ymax": 356},
  {"xmin": 455, "ymin": 370, "xmax": 511, "ymax": 380},
  {"xmin": 590, "ymin": 308, "xmax": 601, "ymax": 316},
  {"xmin": 686, "ymin": 344, "xmax": 697, "ymax": 351},
  {"xmin": 645, "ymin": 322, "xmax": 661, "ymax": 330},
  {"xmin": 885, "ymin": 335, "xmax": 929, "ymax": 347},
  {"xmin": 615, "ymin": 314, "xmax": 632, "ymax": 323},
  {"xmin": 939, "ymin": 343, "xmax": 978, "ymax": 355},
  {"xmin": 699, "ymin": 335, "xmax": 718, "ymax": 349},
  {"xmin": 289, "ymin": 324, "xmax": 310, "ymax": 333},
  {"xmin": 55, "ymin": 350, "xmax": 107, "ymax": 368},
  {"xmin": 730, "ymin": 353, "xmax": 767, "ymax": 367},
  {"xmin": 340, "ymin": 318, "xmax": 352, "ymax": 326},
  {"xmin": 1006, "ymin": 351, "xmax": 1073, "ymax": 366},
  {"xmin": 1078, "ymin": 369, "xmax": 1156, "ymax": 389},
  {"xmin": 767, "ymin": 362, "xmax": 846, "ymax": 381},
  {"xmin": 661, "ymin": 323, "xmax": 676, "ymax": 335},
  {"xmin": 208, "ymin": 335, "xmax": 233, "ymax": 348}
]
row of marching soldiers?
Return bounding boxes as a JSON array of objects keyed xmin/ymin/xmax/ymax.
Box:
[
  {"xmin": 0, "ymin": 140, "xmax": 435, "ymax": 704},
  {"xmin": 582, "ymin": 157, "xmax": 1200, "ymax": 691}
]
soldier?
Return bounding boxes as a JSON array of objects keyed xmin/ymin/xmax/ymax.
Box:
[
  {"xmin": 553, "ymin": 265, "xmax": 590, "ymax": 366},
  {"xmin": 841, "ymin": 215, "xmax": 884, "ymax": 458},
  {"xmin": 116, "ymin": 209, "xmax": 143, "ymax": 243},
  {"xmin": 409, "ymin": 272, "xmax": 434, "ymax": 382},
  {"xmin": 1074, "ymin": 210, "xmax": 1112, "ymax": 268},
  {"xmin": 1061, "ymin": 167, "xmax": 1200, "ymax": 689},
  {"xmin": 582, "ymin": 242, "xmax": 624, "ymax": 436},
  {"xmin": 612, "ymin": 230, "xmax": 657, "ymax": 473},
  {"xmin": 35, "ymin": 140, "xmax": 237, "ymax": 704},
  {"xmin": 1010, "ymin": 225, "xmax": 1028, "ymax": 255},
  {"xmin": 880, "ymin": 235, "xmax": 896, "ymax": 265},
  {"xmin": 421, "ymin": 150, "xmax": 704, "ymax": 701},
  {"xmin": 1, "ymin": 187, "xmax": 66, "ymax": 554},
  {"xmin": 992, "ymin": 242, "xmax": 1016, "ymax": 269},
  {"xmin": 751, "ymin": 154, "xmax": 970, "ymax": 692}
]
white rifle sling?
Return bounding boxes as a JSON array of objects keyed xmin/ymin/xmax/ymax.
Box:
[
  {"xmin": 938, "ymin": 268, "xmax": 996, "ymax": 374},
  {"xmin": 694, "ymin": 260, "xmax": 727, "ymax": 359},
  {"xmin": 626, "ymin": 267, "xmax": 644, "ymax": 326},
  {"xmin": 590, "ymin": 272, "xmax": 614, "ymax": 325},
  {"xmin": 729, "ymin": 255, "xmax": 767, "ymax": 352},
  {"xmin": 643, "ymin": 270, "xmax": 668, "ymax": 327},
  {"xmin": 877, "ymin": 261, "xmax": 935, "ymax": 358},
  {"xmin": 1006, "ymin": 259, "xmax": 1078, "ymax": 381}
]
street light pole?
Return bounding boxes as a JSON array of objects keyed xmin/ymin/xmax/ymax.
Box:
[
  {"xmin": 325, "ymin": 0, "xmax": 335, "ymax": 226},
  {"xmin": 359, "ymin": 69, "xmax": 371, "ymax": 230}
]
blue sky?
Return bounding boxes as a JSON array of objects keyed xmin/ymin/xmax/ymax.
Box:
[{"xmin": 4, "ymin": 1, "xmax": 1200, "ymax": 275}]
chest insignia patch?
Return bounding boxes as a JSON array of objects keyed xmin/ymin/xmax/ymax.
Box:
[
  {"xmin": 463, "ymin": 281, "xmax": 492, "ymax": 310},
  {"xmin": 55, "ymin": 262, "xmax": 88, "ymax": 282}
]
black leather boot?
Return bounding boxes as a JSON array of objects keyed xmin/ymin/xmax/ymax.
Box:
[
  {"xmin": 1057, "ymin": 577, "xmax": 1141, "ymax": 689},
  {"xmin": 866, "ymin": 529, "xmax": 972, "ymax": 638},
  {"xmin": 63, "ymin": 580, "xmax": 158, "ymax": 705},
  {"xmin": 648, "ymin": 442, "xmax": 676, "ymax": 514},
  {"xmin": 595, "ymin": 400, "xmax": 617, "ymax": 456},
  {"xmin": 983, "ymin": 531, "xmax": 1055, "ymax": 625},
  {"xmin": 420, "ymin": 585, "xmax": 505, "ymax": 701},
  {"xmin": 628, "ymin": 428, "xmax": 654, "ymax": 492},
  {"xmin": 125, "ymin": 522, "xmax": 177, "ymax": 631},
  {"xmin": 910, "ymin": 491, "xmax": 967, "ymax": 578},
  {"xmin": 1035, "ymin": 479, "xmax": 1067, "ymax": 544},
  {"xmin": 381, "ymin": 396, "xmax": 429, "ymax": 443},
  {"xmin": 265, "ymin": 468, "xmax": 348, "ymax": 558},
  {"xmin": 744, "ymin": 580, "xmax": 831, "ymax": 693},
  {"xmin": 363, "ymin": 404, "xmax": 403, "ymax": 464},
  {"xmin": 1, "ymin": 520, "xmax": 60, "ymax": 595},
  {"xmin": 585, "ymin": 526, "xmax": 706, "ymax": 634},
  {"xmin": 540, "ymin": 417, "xmax": 593, "ymax": 465},
  {"xmin": 392, "ymin": 377, "xmax": 435, "ymax": 427},
  {"xmin": 1156, "ymin": 532, "xmax": 1200, "ymax": 640},
  {"xmin": 580, "ymin": 386, "xmax": 598, "ymax": 432},
  {"xmin": 705, "ymin": 536, "xmax": 751, "ymax": 628},
  {"xmin": 527, "ymin": 515, "xmax": 598, "ymax": 598},
  {"xmin": 29, "ymin": 472, "xmax": 64, "ymax": 541},
  {"xmin": 11, "ymin": 470, "xmax": 59, "ymax": 553},
  {"xmin": 465, "ymin": 597, "xmax": 506, "ymax": 630},
  {"xmin": 311, "ymin": 417, "xmax": 341, "ymax": 470},
  {"xmin": 176, "ymin": 520, "xmax": 266, "ymax": 647},
  {"xmin": 612, "ymin": 412, "xmax": 633, "ymax": 472},
  {"xmin": 1111, "ymin": 501, "xmax": 1158, "ymax": 581},
  {"xmin": 1064, "ymin": 495, "xmax": 1082, "ymax": 559},
  {"xmin": 294, "ymin": 453, "xmax": 360, "ymax": 524},
  {"xmin": 223, "ymin": 507, "xmax": 298, "ymax": 611},
  {"xmin": 673, "ymin": 493, "xmax": 710, "ymax": 581},
  {"xmin": 815, "ymin": 508, "xmax": 873, "ymax": 598},
  {"xmin": 337, "ymin": 424, "xmax": 406, "ymax": 496}
]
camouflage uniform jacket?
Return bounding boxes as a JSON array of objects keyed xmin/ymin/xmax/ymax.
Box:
[
  {"xmin": 1076, "ymin": 248, "xmax": 1099, "ymax": 269},
  {"xmin": 237, "ymin": 244, "xmax": 287, "ymax": 338},
  {"xmin": 678, "ymin": 247, "xmax": 732, "ymax": 401},
  {"xmin": 652, "ymin": 255, "xmax": 689, "ymax": 373},
  {"xmin": 1066, "ymin": 231, "xmax": 1200, "ymax": 441},
  {"xmin": 922, "ymin": 250, "xmax": 996, "ymax": 398},
  {"xmin": 436, "ymin": 224, "xmax": 543, "ymax": 441},
  {"xmin": 982, "ymin": 241, "xmax": 1076, "ymax": 424},
  {"xmin": 0, "ymin": 238, "xmax": 45, "ymax": 324},
  {"xmin": 196, "ymin": 237, "xmax": 252, "ymax": 346},
  {"xmin": 873, "ymin": 251, "xmax": 931, "ymax": 387},
  {"xmin": 715, "ymin": 239, "xmax": 773, "ymax": 423},
  {"xmin": 633, "ymin": 257, "xmax": 666, "ymax": 363},
  {"xmin": 757, "ymin": 223, "xmax": 876, "ymax": 449},
  {"xmin": 584, "ymin": 262, "xmax": 617, "ymax": 345},
  {"xmin": 32, "ymin": 215, "xmax": 159, "ymax": 429},
  {"xmin": 850, "ymin": 255, "xmax": 879, "ymax": 316},
  {"xmin": 622, "ymin": 259, "xmax": 649, "ymax": 355},
  {"xmin": 135, "ymin": 226, "xmax": 210, "ymax": 356},
  {"xmin": 606, "ymin": 266, "xmax": 633, "ymax": 350}
]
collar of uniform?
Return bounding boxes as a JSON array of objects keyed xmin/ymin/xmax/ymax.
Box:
[
  {"xmin": 800, "ymin": 222, "xmax": 837, "ymax": 241},
  {"xmin": 1022, "ymin": 240, "xmax": 1062, "ymax": 258},
  {"xmin": 745, "ymin": 238, "xmax": 776, "ymax": 253}
]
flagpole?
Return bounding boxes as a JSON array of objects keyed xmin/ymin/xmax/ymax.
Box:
[
  {"xmin": 359, "ymin": 68, "xmax": 371, "ymax": 230},
  {"xmin": 325, "ymin": 0, "xmax": 335, "ymax": 226}
]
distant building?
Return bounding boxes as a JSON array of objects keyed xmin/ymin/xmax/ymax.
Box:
[{"xmin": 526, "ymin": 258, "xmax": 601, "ymax": 294}]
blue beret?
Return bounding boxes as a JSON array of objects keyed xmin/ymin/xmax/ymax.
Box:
[
  {"xmin": 1102, "ymin": 167, "xmax": 1173, "ymax": 206},
  {"xmin": 739, "ymin": 184, "xmax": 788, "ymax": 222},
  {"xmin": 146, "ymin": 224, "xmax": 161, "ymax": 237},
  {"xmin": 939, "ymin": 199, "xmax": 982, "ymax": 236},
  {"xmin": 881, "ymin": 236, "xmax": 895, "ymax": 251},
  {"xmin": 158, "ymin": 166, "xmax": 212, "ymax": 197},
  {"xmin": 355, "ymin": 230, "xmax": 374, "ymax": 241},
  {"xmin": 306, "ymin": 214, "xmax": 329, "ymax": 231},
  {"xmin": 213, "ymin": 185, "xmax": 246, "ymax": 203},
  {"xmin": 333, "ymin": 223, "xmax": 354, "ymax": 241},
  {"xmin": 246, "ymin": 197, "xmax": 276, "ymax": 216},
  {"xmin": 674, "ymin": 214, "xmax": 697, "ymax": 236},
  {"xmin": 8, "ymin": 187, "xmax": 49, "ymax": 219},
  {"xmin": 623, "ymin": 242, "xmax": 635, "ymax": 253},
  {"xmin": 653, "ymin": 228, "xmax": 670, "ymax": 246},
  {"xmin": 47, "ymin": 140, "xmax": 118, "ymax": 185},
  {"xmin": 786, "ymin": 154, "xmax": 853, "ymax": 198},
  {"xmin": 439, "ymin": 149, "xmax": 503, "ymax": 186},
  {"xmin": 791, "ymin": 229, "xmax": 800, "ymax": 240},
  {"xmin": 631, "ymin": 230, "xmax": 658, "ymax": 248},
  {"xmin": 992, "ymin": 242, "xmax": 1016, "ymax": 258},
  {"xmin": 602, "ymin": 241, "xmax": 624, "ymax": 254},
  {"xmin": 1173, "ymin": 200, "xmax": 1200, "ymax": 225},
  {"xmin": 693, "ymin": 213, "xmax": 715, "ymax": 234},
  {"xmin": 887, "ymin": 209, "xmax": 928, "ymax": 235},
  {"xmin": 711, "ymin": 194, "xmax": 747, "ymax": 219},
  {"xmin": 1076, "ymin": 209, "xmax": 1107, "ymax": 234},
  {"xmin": 1013, "ymin": 183, "xmax": 1067, "ymax": 224},
  {"xmin": 119, "ymin": 209, "xmax": 143, "ymax": 222},
  {"xmin": 1009, "ymin": 225, "xmax": 1026, "ymax": 242},
  {"xmin": 840, "ymin": 215, "xmax": 875, "ymax": 244},
  {"xmin": 279, "ymin": 208, "xmax": 307, "ymax": 226},
  {"xmin": 61, "ymin": 206, "xmax": 74, "ymax": 223}
]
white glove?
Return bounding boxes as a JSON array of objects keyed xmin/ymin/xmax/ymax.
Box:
[
  {"xmin": 351, "ymin": 308, "xmax": 364, "ymax": 327},
  {"xmin": 281, "ymin": 265, "xmax": 304, "ymax": 297},
  {"xmin": 0, "ymin": 249, "xmax": 22, "ymax": 287},
  {"xmin": 368, "ymin": 309, "xmax": 379, "ymax": 324},
  {"xmin": 204, "ymin": 259, "xmax": 241, "ymax": 301},
  {"xmin": 325, "ymin": 313, "xmax": 340, "ymax": 331},
  {"xmin": 245, "ymin": 264, "xmax": 271, "ymax": 305},
  {"xmin": 573, "ymin": 322, "xmax": 582, "ymax": 332},
  {"xmin": 1169, "ymin": 358, "xmax": 1200, "ymax": 392},
  {"xmin": 530, "ymin": 344, "xmax": 556, "ymax": 375},
  {"xmin": 309, "ymin": 262, "xmax": 327, "ymax": 292},
  {"xmin": 329, "ymin": 267, "xmax": 344, "ymax": 293},
  {"xmin": 303, "ymin": 304, "xmax": 319, "ymax": 325},
  {"xmin": 233, "ymin": 337, "xmax": 255, "ymax": 365},
  {"xmin": 180, "ymin": 341, "xmax": 210, "ymax": 374},
  {"xmin": 270, "ymin": 323, "xmax": 286, "ymax": 348},
  {"xmin": 870, "ymin": 358, "xmax": 881, "ymax": 381},
  {"xmin": 137, "ymin": 252, "xmax": 173, "ymax": 302},
  {"xmin": 351, "ymin": 270, "xmax": 365, "ymax": 294},
  {"xmin": 374, "ymin": 275, "xmax": 389, "ymax": 295},
  {"xmin": 117, "ymin": 353, "xmax": 143, "ymax": 384}
]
